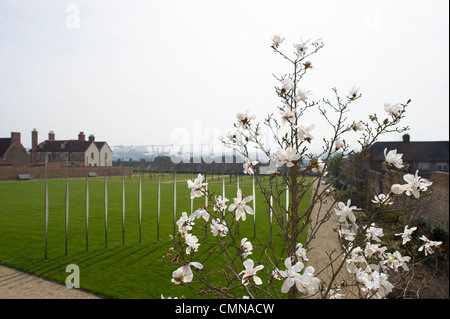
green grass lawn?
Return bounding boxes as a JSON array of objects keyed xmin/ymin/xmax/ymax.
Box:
[{"xmin": 0, "ymin": 173, "xmax": 311, "ymax": 299}]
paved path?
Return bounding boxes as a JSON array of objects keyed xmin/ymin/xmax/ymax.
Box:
[
  {"xmin": 307, "ymin": 180, "xmax": 358, "ymax": 299},
  {"xmin": 0, "ymin": 265, "xmax": 101, "ymax": 299}
]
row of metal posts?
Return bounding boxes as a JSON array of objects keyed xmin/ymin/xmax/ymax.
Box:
[{"xmin": 43, "ymin": 159, "xmax": 285, "ymax": 259}]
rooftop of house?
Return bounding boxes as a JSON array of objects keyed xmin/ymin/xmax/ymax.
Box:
[
  {"xmin": 367, "ymin": 135, "xmax": 449, "ymax": 162},
  {"xmin": 34, "ymin": 131, "xmax": 110, "ymax": 153},
  {"xmin": 0, "ymin": 138, "xmax": 12, "ymax": 158}
]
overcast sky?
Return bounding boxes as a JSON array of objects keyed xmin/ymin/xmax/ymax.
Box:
[{"xmin": 0, "ymin": 0, "xmax": 448, "ymax": 153}]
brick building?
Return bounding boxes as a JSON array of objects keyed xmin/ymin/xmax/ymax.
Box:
[
  {"xmin": 0, "ymin": 132, "xmax": 30, "ymax": 167},
  {"xmin": 30, "ymin": 130, "xmax": 112, "ymax": 167}
]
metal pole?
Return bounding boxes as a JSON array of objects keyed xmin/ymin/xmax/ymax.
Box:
[
  {"xmin": 139, "ymin": 163, "xmax": 142, "ymax": 243},
  {"xmin": 104, "ymin": 171, "xmax": 108, "ymax": 248},
  {"xmin": 122, "ymin": 159, "xmax": 125, "ymax": 245},
  {"xmin": 286, "ymin": 185, "xmax": 289, "ymax": 222},
  {"xmin": 253, "ymin": 175, "xmax": 256, "ymax": 237},
  {"xmin": 222, "ymin": 174, "xmax": 225, "ymax": 198},
  {"xmin": 269, "ymin": 194, "xmax": 273, "ymax": 242},
  {"xmin": 65, "ymin": 157, "xmax": 69, "ymax": 255},
  {"xmin": 204, "ymin": 172, "xmax": 208, "ymax": 240},
  {"xmin": 173, "ymin": 167, "xmax": 177, "ymax": 235},
  {"xmin": 85, "ymin": 159, "xmax": 89, "ymax": 251},
  {"xmin": 44, "ymin": 156, "xmax": 48, "ymax": 259},
  {"xmin": 157, "ymin": 171, "xmax": 161, "ymax": 242}
]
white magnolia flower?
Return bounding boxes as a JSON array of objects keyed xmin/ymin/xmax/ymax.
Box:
[
  {"xmin": 364, "ymin": 243, "xmax": 387, "ymax": 258},
  {"xmin": 281, "ymin": 78, "xmax": 295, "ymax": 92},
  {"xmin": 371, "ymin": 193, "xmax": 393, "ymax": 206},
  {"xmin": 390, "ymin": 183, "xmax": 406, "ymax": 195},
  {"xmin": 243, "ymin": 157, "xmax": 258, "ymax": 175},
  {"xmin": 402, "ymin": 170, "xmax": 433, "ymax": 199},
  {"xmin": 418, "ymin": 235, "xmax": 442, "ymax": 256},
  {"xmin": 210, "ymin": 218, "xmax": 228, "ymax": 237},
  {"xmin": 280, "ymin": 110, "xmax": 296, "ymax": 126},
  {"xmin": 185, "ymin": 233, "xmax": 200, "ymax": 255},
  {"xmin": 187, "ymin": 174, "xmax": 207, "ymax": 199},
  {"xmin": 352, "ymin": 120, "xmax": 365, "ymax": 131},
  {"xmin": 279, "ymin": 257, "xmax": 305, "ymax": 293},
  {"xmin": 240, "ymin": 237, "xmax": 253, "ymax": 258},
  {"xmin": 266, "ymin": 154, "xmax": 280, "ymax": 174},
  {"xmin": 384, "ymin": 103, "xmax": 402, "ymax": 116},
  {"xmin": 384, "ymin": 148, "xmax": 404, "ymax": 169},
  {"xmin": 395, "ymin": 225, "xmax": 417, "ymax": 245},
  {"xmin": 334, "ymin": 199, "xmax": 359, "ymax": 223},
  {"xmin": 278, "ymin": 146, "xmax": 300, "ymax": 168},
  {"xmin": 293, "ymin": 38, "xmax": 310, "ymax": 56},
  {"xmin": 366, "ymin": 223, "xmax": 384, "ymax": 242},
  {"xmin": 346, "ymin": 248, "xmax": 365, "ymax": 274},
  {"xmin": 339, "ymin": 227, "xmax": 357, "ymax": 242},
  {"xmin": 335, "ymin": 139, "xmax": 345, "ymax": 150},
  {"xmin": 381, "ymin": 251, "xmax": 410, "ymax": 272},
  {"xmin": 176, "ymin": 212, "xmax": 194, "ymax": 234},
  {"xmin": 161, "ymin": 294, "xmax": 178, "ymax": 299},
  {"xmin": 213, "ymin": 195, "xmax": 229, "ymax": 212},
  {"xmin": 367, "ymin": 270, "xmax": 394, "ymax": 299},
  {"xmin": 328, "ymin": 288, "xmax": 344, "ymax": 299},
  {"xmin": 226, "ymin": 130, "xmax": 240, "ymax": 143},
  {"xmin": 295, "ymin": 243, "xmax": 309, "ymax": 261},
  {"xmin": 294, "ymin": 88, "xmax": 310, "ymax": 102},
  {"xmin": 311, "ymin": 158, "xmax": 327, "ymax": 176},
  {"xmin": 272, "ymin": 268, "xmax": 283, "ymax": 280},
  {"xmin": 236, "ymin": 110, "xmax": 256, "ymax": 129},
  {"xmin": 271, "ymin": 34, "xmax": 285, "ymax": 47},
  {"xmin": 297, "ymin": 124, "xmax": 314, "ymax": 142},
  {"xmin": 171, "ymin": 262, "xmax": 204, "ymax": 285},
  {"xmin": 191, "ymin": 206, "xmax": 210, "ymax": 222},
  {"xmin": 240, "ymin": 259, "xmax": 264, "ymax": 286},
  {"xmin": 347, "ymin": 86, "xmax": 360, "ymax": 100},
  {"xmin": 228, "ymin": 189, "xmax": 254, "ymax": 221},
  {"xmin": 297, "ymin": 266, "xmax": 320, "ymax": 295}
]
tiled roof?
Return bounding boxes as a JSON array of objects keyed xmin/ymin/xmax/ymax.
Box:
[
  {"xmin": 0, "ymin": 138, "xmax": 12, "ymax": 157},
  {"xmin": 367, "ymin": 141, "xmax": 449, "ymax": 162},
  {"xmin": 35, "ymin": 140, "xmax": 96, "ymax": 152}
]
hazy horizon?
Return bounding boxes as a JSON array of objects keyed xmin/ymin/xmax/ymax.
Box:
[{"xmin": 1, "ymin": 0, "xmax": 449, "ymax": 154}]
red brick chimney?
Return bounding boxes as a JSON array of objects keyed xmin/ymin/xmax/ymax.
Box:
[
  {"xmin": 11, "ymin": 132, "xmax": 21, "ymax": 144},
  {"xmin": 48, "ymin": 131, "xmax": 55, "ymax": 141},
  {"xmin": 89, "ymin": 134, "xmax": 95, "ymax": 142},
  {"xmin": 78, "ymin": 132, "xmax": 86, "ymax": 141},
  {"xmin": 32, "ymin": 129, "xmax": 38, "ymax": 150}
]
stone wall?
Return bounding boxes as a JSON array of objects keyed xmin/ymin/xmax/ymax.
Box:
[
  {"xmin": 0, "ymin": 165, "xmax": 133, "ymax": 181},
  {"xmin": 370, "ymin": 170, "xmax": 449, "ymax": 229},
  {"xmin": 413, "ymin": 171, "xmax": 449, "ymax": 229}
]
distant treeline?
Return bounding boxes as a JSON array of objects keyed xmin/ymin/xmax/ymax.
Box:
[{"xmin": 113, "ymin": 155, "xmax": 255, "ymax": 175}]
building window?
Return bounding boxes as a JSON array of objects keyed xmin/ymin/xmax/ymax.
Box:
[
  {"xmin": 91, "ymin": 152, "xmax": 94, "ymax": 159},
  {"xmin": 436, "ymin": 162, "xmax": 448, "ymax": 171},
  {"xmin": 36, "ymin": 153, "xmax": 40, "ymax": 160},
  {"xmin": 418, "ymin": 162, "xmax": 430, "ymax": 170},
  {"xmin": 64, "ymin": 153, "xmax": 68, "ymax": 160}
]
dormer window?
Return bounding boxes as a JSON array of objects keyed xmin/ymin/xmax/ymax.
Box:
[{"xmin": 61, "ymin": 144, "xmax": 65, "ymax": 149}]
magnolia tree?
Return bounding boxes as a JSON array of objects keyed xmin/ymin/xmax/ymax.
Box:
[{"xmin": 160, "ymin": 35, "xmax": 442, "ymax": 299}]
